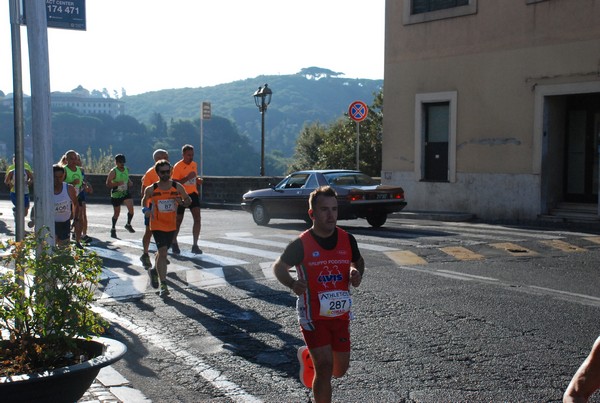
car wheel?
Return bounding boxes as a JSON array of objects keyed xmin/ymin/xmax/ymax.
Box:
[
  {"xmin": 252, "ymin": 202, "xmax": 270, "ymax": 225},
  {"xmin": 366, "ymin": 213, "xmax": 387, "ymax": 228}
]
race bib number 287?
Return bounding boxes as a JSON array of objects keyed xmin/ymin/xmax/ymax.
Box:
[{"xmin": 318, "ymin": 290, "xmax": 352, "ymax": 317}]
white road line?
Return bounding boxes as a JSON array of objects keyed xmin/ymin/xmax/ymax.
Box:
[
  {"xmin": 223, "ymin": 235, "xmax": 289, "ymax": 249},
  {"xmin": 398, "ymin": 266, "xmax": 600, "ymax": 307},
  {"xmin": 270, "ymin": 231, "xmax": 400, "ymax": 251},
  {"xmin": 174, "ymin": 237, "xmax": 282, "ymax": 260},
  {"xmin": 110, "ymin": 238, "xmax": 249, "ymax": 266},
  {"xmin": 528, "ymin": 285, "xmax": 600, "ymax": 303},
  {"xmin": 93, "ymin": 306, "xmax": 263, "ymax": 403},
  {"xmin": 436, "ymin": 270, "xmax": 499, "ymax": 282}
]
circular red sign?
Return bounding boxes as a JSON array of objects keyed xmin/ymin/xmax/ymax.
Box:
[{"xmin": 348, "ymin": 101, "xmax": 369, "ymax": 122}]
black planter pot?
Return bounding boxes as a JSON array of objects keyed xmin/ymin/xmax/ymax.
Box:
[{"xmin": 0, "ymin": 336, "xmax": 127, "ymax": 403}]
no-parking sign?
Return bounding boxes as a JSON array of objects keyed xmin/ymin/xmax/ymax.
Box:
[{"xmin": 348, "ymin": 101, "xmax": 368, "ymax": 122}]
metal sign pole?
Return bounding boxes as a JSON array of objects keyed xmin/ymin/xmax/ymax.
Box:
[
  {"xmin": 356, "ymin": 121, "xmax": 360, "ymax": 171},
  {"xmin": 25, "ymin": 0, "xmax": 54, "ymax": 245},
  {"xmin": 200, "ymin": 102, "xmax": 211, "ymax": 202},
  {"xmin": 10, "ymin": 0, "xmax": 25, "ymax": 241},
  {"xmin": 200, "ymin": 111, "xmax": 204, "ymax": 201}
]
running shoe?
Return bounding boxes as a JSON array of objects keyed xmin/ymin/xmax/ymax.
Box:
[
  {"xmin": 297, "ymin": 346, "xmax": 315, "ymax": 389},
  {"xmin": 148, "ymin": 268, "xmax": 159, "ymax": 289},
  {"xmin": 191, "ymin": 245, "xmax": 203, "ymax": 254},
  {"xmin": 75, "ymin": 242, "xmax": 84, "ymax": 250},
  {"xmin": 82, "ymin": 235, "xmax": 93, "ymax": 244},
  {"xmin": 159, "ymin": 282, "xmax": 170, "ymax": 297},
  {"xmin": 140, "ymin": 253, "xmax": 152, "ymax": 268},
  {"xmin": 171, "ymin": 243, "xmax": 180, "ymax": 254},
  {"xmin": 124, "ymin": 224, "xmax": 135, "ymax": 233},
  {"xmin": 110, "ymin": 229, "xmax": 117, "ymax": 238}
]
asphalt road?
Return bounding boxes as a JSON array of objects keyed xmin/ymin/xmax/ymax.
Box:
[{"xmin": 2, "ymin": 201, "xmax": 600, "ymax": 402}]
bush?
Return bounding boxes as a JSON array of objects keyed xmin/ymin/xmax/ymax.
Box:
[{"xmin": 0, "ymin": 230, "xmax": 107, "ymax": 376}]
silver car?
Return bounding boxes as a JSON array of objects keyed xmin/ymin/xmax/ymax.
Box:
[{"xmin": 241, "ymin": 170, "xmax": 407, "ymax": 227}]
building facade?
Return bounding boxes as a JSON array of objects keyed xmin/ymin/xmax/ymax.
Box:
[
  {"xmin": 51, "ymin": 85, "xmax": 125, "ymax": 117},
  {"xmin": 383, "ymin": 0, "xmax": 600, "ymax": 220}
]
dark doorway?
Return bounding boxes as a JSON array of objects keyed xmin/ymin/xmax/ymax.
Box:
[
  {"xmin": 564, "ymin": 94, "xmax": 600, "ymax": 203},
  {"xmin": 423, "ymin": 102, "xmax": 449, "ymax": 181}
]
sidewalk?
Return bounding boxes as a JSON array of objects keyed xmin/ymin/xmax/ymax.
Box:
[{"xmin": 78, "ymin": 366, "xmax": 151, "ymax": 403}]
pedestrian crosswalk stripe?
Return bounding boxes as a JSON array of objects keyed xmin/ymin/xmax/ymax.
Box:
[
  {"xmin": 440, "ymin": 246, "xmax": 484, "ymax": 261},
  {"xmin": 178, "ymin": 236, "xmax": 282, "ymax": 260},
  {"xmin": 187, "ymin": 267, "xmax": 227, "ymax": 288},
  {"xmin": 222, "ymin": 235, "xmax": 289, "ymax": 249},
  {"xmin": 260, "ymin": 261, "xmax": 276, "ymax": 280},
  {"xmin": 385, "ymin": 250, "xmax": 428, "ymax": 265},
  {"xmin": 539, "ymin": 239, "xmax": 586, "ymax": 253},
  {"xmin": 489, "ymin": 242, "xmax": 538, "ymax": 256},
  {"xmin": 111, "ymin": 238, "xmax": 249, "ymax": 266},
  {"xmin": 99, "ymin": 266, "xmax": 148, "ymax": 300}
]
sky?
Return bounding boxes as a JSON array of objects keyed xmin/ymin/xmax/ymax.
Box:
[{"xmin": 0, "ymin": 0, "xmax": 385, "ymax": 96}]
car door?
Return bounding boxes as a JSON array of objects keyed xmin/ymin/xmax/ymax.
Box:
[{"xmin": 268, "ymin": 173, "xmax": 311, "ymax": 218}]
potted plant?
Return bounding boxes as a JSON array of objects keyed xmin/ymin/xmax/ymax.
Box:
[{"xmin": 0, "ymin": 230, "xmax": 126, "ymax": 403}]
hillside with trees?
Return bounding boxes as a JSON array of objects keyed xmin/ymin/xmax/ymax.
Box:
[
  {"xmin": 123, "ymin": 68, "xmax": 382, "ymax": 159},
  {"xmin": 0, "ymin": 68, "xmax": 383, "ymax": 176}
]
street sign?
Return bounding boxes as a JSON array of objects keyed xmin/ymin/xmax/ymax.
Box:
[
  {"xmin": 348, "ymin": 100, "xmax": 368, "ymax": 122},
  {"xmin": 201, "ymin": 102, "xmax": 211, "ymax": 120},
  {"xmin": 22, "ymin": 0, "xmax": 86, "ymax": 31}
]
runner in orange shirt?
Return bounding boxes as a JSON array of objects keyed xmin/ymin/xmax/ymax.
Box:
[
  {"xmin": 171, "ymin": 144, "xmax": 203, "ymax": 254},
  {"xmin": 141, "ymin": 159, "xmax": 191, "ymax": 297},
  {"xmin": 140, "ymin": 149, "xmax": 169, "ymax": 268}
]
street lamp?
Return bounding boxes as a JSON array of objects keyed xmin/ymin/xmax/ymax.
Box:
[{"xmin": 253, "ymin": 83, "xmax": 272, "ymax": 176}]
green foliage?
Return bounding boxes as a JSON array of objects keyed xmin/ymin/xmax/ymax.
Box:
[
  {"xmin": 81, "ymin": 146, "xmax": 115, "ymax": 174},
  {"xmin": 0, "ymin": 157, "xmax": 8, "ymax": 172},
  {"xmin": 289, "ymin": 89, "xmax": 383, "ymax": 177},
  {"xmin": 0, "ymin": 230, "xmax": 107, "ymax": 368}
]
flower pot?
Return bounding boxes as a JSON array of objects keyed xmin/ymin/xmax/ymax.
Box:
[{"xmin": 0, "ymin": 336, "xmax": 127, "ymax": 403}]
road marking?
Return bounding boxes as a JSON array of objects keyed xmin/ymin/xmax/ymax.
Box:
[
  {"xmin": 98, "ymin": 267, "xmax": 148, "ymax": 300},
  {"xmin": 260, "ymin": 261, "xmax": 276, "ymax": 280},
  {"xmin": 186, "ymin": 267, "xmax": 227, "ymax": 288},
  {"xmin": 223, "ymin": 235, "xmax": 289, "ymax": 249},
  {"xmin": 93, "ymin": 306, "xmax": 263, "ymax": 403},
  {"xmin": 539, "ymin": 239, "xmax": 586, "ymax": 253},
  {"xmin": 440, "ymin": 246, "xmax": 484, "ymax": 261},
  {"xmin": 489, "ymin": 242, "xmax": 538, "ymax": 256},
  {"xmin": 385, "ymin": 250, "xmax": 427, "ymax": 265},
  {"xmin": 436, "ymin": 270, "xmax": 498, "ymax": 282},
  {"xmin": 398, "ymin": 266, "xmax": 600, "ymax": 307},
  {"xmin": 584, "ymin": 236, "xmax": 600, "ymax": 245},
  {"xmin": 111, "ymin": 238, "xmax": 249, "ymax": 266},
  {"xmin": 528, "ymin": 285, "xmax": 600, "ymax": 305},
  {"xmin": 195, "ymin": 239, "xmax": 281, "ymax": 260}
]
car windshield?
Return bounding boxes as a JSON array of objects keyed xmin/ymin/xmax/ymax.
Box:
[{"xmin": 323, "ymin": 172, "xmax": 379, "ymax": 186}]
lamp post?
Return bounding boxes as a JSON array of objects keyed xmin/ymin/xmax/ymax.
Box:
[{"xmin": 253, "ymin": 84, "xmax": 272, "ymax": 176}]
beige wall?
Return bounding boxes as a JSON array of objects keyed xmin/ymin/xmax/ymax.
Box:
[{"xmin": 383, "ymin": 0, "xmax": 600, "ymax": 219}]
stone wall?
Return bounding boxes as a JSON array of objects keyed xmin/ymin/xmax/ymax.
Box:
[{"xmin": 0, "ymin": 173, "xmax": 284, "ymax": 208}]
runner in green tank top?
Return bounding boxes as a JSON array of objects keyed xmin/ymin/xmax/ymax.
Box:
[
  {"xmin": 105, "ymin": 154, "xmax": 136, "ymax": 238},
  {"xmin": 64, "ymin": 150, "xmax": 84, "ymax": 248}
]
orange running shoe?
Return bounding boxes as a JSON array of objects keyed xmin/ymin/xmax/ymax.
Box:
[{"xmin": 297, "ymin": 346, "xmax": 315, "ymax": 388}]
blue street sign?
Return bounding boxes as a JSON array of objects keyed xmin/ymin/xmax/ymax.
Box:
[{"xmin": 22, "ymin": 0, "xmax": 86, "ymax": 31}]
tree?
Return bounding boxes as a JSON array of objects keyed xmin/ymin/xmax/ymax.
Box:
[
  {"xmin": 289, "ymin": 88, "xmax": 383, "ymax": 177},
  {"xmin": 289, "ymin": 123, "xmax": 327, "ymax": 172}
]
